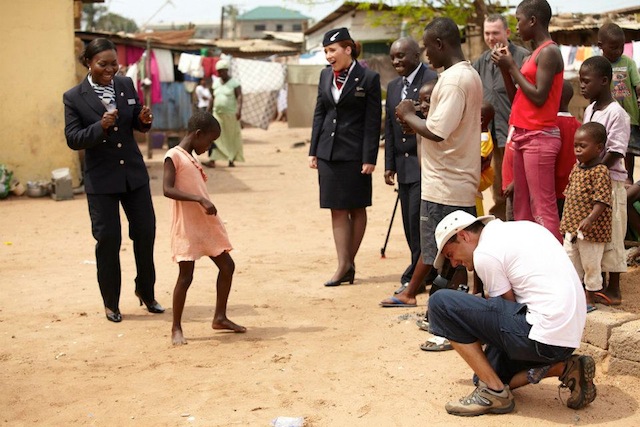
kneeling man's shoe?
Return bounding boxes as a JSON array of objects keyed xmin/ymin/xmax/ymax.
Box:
[
  {"xmin": 445, "ymin": 381, "xmax": 514, "ymax": 416},
  {"xmin": 559, "ymin": 354, "xmax": 597, "ymax": 409}
]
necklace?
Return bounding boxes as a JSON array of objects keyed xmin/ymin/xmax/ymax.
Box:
[{"xmin": 176, "ymin": 146, "xmax": 207, "ymax": 182}]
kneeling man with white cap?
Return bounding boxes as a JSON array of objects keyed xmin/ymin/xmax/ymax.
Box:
[{"xmin": 429, "ymin": 211, "xmax": 595, "ymax": 416}]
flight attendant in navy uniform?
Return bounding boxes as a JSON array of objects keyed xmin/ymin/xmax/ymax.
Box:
[
  {"xmin": 64, "ymin": 38, "xmax": 164, "ymax": 322},
  {"xmin": 308, "ymin": 28, "xmax": 382, "ymax": 287}
]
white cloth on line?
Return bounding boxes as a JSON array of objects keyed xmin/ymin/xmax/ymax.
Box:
[
  {"xmin": 153, "ymin": 49, "xmax": 175, "ymax": 82},
  {"xmin": 178, "ymin": 53, "xmax": 204, "ymax": 78}
]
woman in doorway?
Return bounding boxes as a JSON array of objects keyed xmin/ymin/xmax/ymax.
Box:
[{"xmin": 308, "ymin": 28, "xmax": 382, "ymax": 286}]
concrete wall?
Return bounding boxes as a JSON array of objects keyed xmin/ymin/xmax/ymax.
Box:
[
  {"xmin": 238, "ymin": 19, "xmax": 307, "ymax": 39},
  {"xmin": 0, "ymin": 0, "xmax": 80, "ymax": 185},
  {"xmin": 306, "ymin": 12, "xmax": 399, "ymax": 52}
]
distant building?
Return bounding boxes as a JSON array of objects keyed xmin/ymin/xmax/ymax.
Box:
[{"xmin": 235, "ymin": 6, "xmax": 310, "ymax": 39}]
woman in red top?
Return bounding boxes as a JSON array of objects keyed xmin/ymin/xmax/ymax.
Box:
[{"xmin": 492, "ymin": 0, "xmax": 565, "ymax": 241}]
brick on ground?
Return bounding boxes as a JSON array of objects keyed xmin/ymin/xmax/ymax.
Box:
[
  {"xmin": 609, "ymin": 319, "xmax": 640, "ymax": 363},
  {"xmin": 582, "ymin": 306, "xmax": 638, "ymax": 350}
]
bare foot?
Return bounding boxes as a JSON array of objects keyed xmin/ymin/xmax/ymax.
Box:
[
  {"xmin": 172, "ymin": 328, "xmax": 188, "ymax": 345},
  {"xmin": 212, "ymin": 318, "xmax": 246, "ymax": 333}
]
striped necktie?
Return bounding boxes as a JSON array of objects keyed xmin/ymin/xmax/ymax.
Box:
[
  {"xmin": 92, "ymin": 83, "xmax": 116, "ymax": 109},
  {"xmin": 335, "ymin": 69, "xmax": 348, "ymax": 89},
  {"xmin": 402, "ymin": 77, "xmax": 409, "ymax": 100}
]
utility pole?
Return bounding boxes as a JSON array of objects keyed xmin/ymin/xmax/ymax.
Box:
[{"xmin": 220, "ymin": 5, "xmax": 225, "ymax": 39}]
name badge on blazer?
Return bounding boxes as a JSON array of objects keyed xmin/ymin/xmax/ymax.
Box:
[
  {"xmin": 127, "ymin": 98, "xmax": 136, "ymax": 105},
  {"xmin": 355, "ymin": 87, "xmax": 366, "ymax": 97}
]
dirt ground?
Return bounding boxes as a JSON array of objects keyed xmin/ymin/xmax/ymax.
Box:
[{"xmin": 3, "ymin": 121, "xmax": 640, "ymax": 426}]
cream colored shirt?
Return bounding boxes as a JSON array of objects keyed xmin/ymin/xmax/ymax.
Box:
[{"xmin": 421, "ymin": 61, "xmax": 482, "ymax": 206}]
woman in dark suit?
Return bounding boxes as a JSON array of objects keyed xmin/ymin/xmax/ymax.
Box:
[
  {"xmin": 309, "ymin": 28, "xmax": 382, "ymax": 286},
  {"xmin": 63, "ymin": 38, "xmax": 164, "ymax": 322}
]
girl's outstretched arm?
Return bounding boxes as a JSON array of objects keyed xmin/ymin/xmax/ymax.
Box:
[{"xmin": 163, "ymin": 158, "xmax": 217, "ymax": 215}]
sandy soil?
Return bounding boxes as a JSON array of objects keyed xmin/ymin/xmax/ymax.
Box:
[{"xmin": 3, "ymin": 121, "xmax": 640, "ymax": 426}]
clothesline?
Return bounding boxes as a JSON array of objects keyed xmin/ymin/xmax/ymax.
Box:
[{"xmin": 560, "ymin": 40, "xmax": 640, "ymax": 78}]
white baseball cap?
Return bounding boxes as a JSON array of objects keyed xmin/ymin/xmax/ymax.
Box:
[{"xmin": 433, "ymin": 211, "xmax": 495, "ymax": 270}]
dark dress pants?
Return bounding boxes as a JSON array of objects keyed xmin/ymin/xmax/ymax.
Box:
[
  {"xmin": 398, "ymin": 181, "xmax": 421, "ymax": 284},
  {"xmin": 87, "ymin": 183, "xmax": 156, "ymax": 312}
]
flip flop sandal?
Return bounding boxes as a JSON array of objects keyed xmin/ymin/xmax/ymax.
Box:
[
  {"xmin": 587, "ymin": 304, "xmax": 597, "ymax": 313},
  {"xmin": 416, "ymin": 318, "xmax": 430, "ymax": 331},
  {"xmin": 593, "ymin": 292, "xmax": 621, "ymax": 306},
  {"xmin": 380, "ymin": 296, "xmax": 417, "ymax": 307},
  {"xmin": 420, "ymin": 339, "xmax": 453, "ymax": 352}
]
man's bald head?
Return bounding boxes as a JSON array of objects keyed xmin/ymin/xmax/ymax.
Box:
[{"xmin": 390, "ymin": 37, "xmax": 422, "ymax": 77}]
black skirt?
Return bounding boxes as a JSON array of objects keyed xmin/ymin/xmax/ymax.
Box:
[{"xmin": 318, "ymin": 159, "xmax": 372, "ymax": 209}]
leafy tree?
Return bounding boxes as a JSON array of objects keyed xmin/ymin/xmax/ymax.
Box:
[
  {"xmin": 95, "ymin": 13, "xmax": 139, "ymax": 33},
  {"xmin": 298, "ymin": 0, "xmax": 509, "ymax": 41},
  {"xmin": 82, "ymin": 5, "xmax": 138, "ymax": 33},
  {"xmin": 82, "ymin": 3, "xmax": 107, "ymax": 31}
]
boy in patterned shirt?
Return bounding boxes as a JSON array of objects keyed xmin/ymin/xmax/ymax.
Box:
[{"xmin": 560, "ymin": 122, "xmax": 612, "ymax": 311}]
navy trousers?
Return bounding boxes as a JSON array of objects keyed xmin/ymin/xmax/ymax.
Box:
[
  {"xmin": 87, "ymin": 183, "xmax": 156, "ymax": 312},
  {"xmin": 398, "ymin": 181, "xmax": 421, "ymax": 284}
]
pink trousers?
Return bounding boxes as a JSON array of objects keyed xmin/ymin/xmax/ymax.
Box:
[{"xmin": 511, "ymin": 126, "xmax": 562, "ymax": 242}]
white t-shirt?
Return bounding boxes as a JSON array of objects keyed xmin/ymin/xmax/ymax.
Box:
[
  {"xmin": 474, "ymin": 219, "xmax": 586, "ymax": 349},
  {"xmin": 421, "ymin": 61, "xmax": 482, "ymax": 206},
  {"xmin": 195, "ymin": 84, "xmax": 212, "ymax": 109}
]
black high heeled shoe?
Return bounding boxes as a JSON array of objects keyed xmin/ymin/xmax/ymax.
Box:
[
  {"xmin": 324, "ymin": 266, "xmax": 356, "ymax": 287},
  {"xmin": 135, "ymin": 291, "xmax": 165, "ymax": 313},
  {"xmin": 105, "ymin": 308, "xmax": 122, "ymax": 323}
]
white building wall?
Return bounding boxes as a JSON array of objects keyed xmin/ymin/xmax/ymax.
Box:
[{"xmin": 306, "ymin": 11, "xmax": 399, "ymax": 51}]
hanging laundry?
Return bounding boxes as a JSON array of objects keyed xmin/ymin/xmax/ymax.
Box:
[
  {"xmin": 202, "ymin": 56, "xmax": 220, "ymax": 79},
  {"xmin": 624, "ymin": 42, "xmax": 633, "ymax": 59},
  {"xmin": 153, "ymin": 49, "xmax": 175, "ymax": 83},
  {"xmin": 126, "ymin": 46, "xmax": 145, "ymax": 66},
  {"xmin": 633, "ymin": 41, "xmax": 640, "ymax": 68},
  {"xmin": 178, "ymin": 53, "xmax": 204, "ymax": 78},
  {"xmin": 230, "ymin": 58, "xmax": 286, "ymax": 130}
]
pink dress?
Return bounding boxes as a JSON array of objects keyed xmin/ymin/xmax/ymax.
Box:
[{"xmin": 165, "ymin": 146, "xmax": 232, "ymax": 262}]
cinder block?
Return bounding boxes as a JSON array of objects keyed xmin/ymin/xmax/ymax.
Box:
[
  {"xmin": 609, "ymin": 320, "xmax": 640, "ymax": 363},
  {"xmin": 606, "ymin": 357, "xmax": 640, "ymax": 377},
  {"xmin": 577, "ymin": 342, "xmax": 609, "ymax": 363},
  {"xmin": 582, "ymin": 306, "xmax": 638, "ymax": 350}
]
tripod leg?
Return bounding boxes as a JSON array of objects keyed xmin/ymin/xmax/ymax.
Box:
[{"xmin": 381, "ymin": 192, "xmax": 400, "ymax": 258}]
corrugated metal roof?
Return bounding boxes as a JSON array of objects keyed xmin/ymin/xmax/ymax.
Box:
[
  {"xmin": 75, "ymin": 31, "xmax": 300, "ymax": 57},
  {"xmin": 133, "ymin": 29, "xmax": 196, "ymax": 44},
  {"xmin": 549, "ymin": 14, "xmax": 640, "ymax": 32},
  {"xmin": 263, "ymin": 31, "xmax": 304, "ymax": 44},
  {"xmin": 214, "ymin": 38, "xmax": 298, "ymax": 53},
  {"xmin": 236, "ymin": 6, "xmax": 309, "ymax": 21}
]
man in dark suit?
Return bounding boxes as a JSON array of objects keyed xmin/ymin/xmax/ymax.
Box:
[{"xmin": 384, "ymin": 37, "xmax": 437, "ymax": 294}]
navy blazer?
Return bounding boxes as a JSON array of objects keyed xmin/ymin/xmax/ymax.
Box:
[
  {"xmin": 384, "ymin": 64, "xmax": 437, "ymax": 184},
  {"xmin": 63, "ymin": 75, "xmax": 151, "ymax": 194},
  {"xmin": 309, "ymin": 61, "xmax": 381, "ymax": 164}
]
